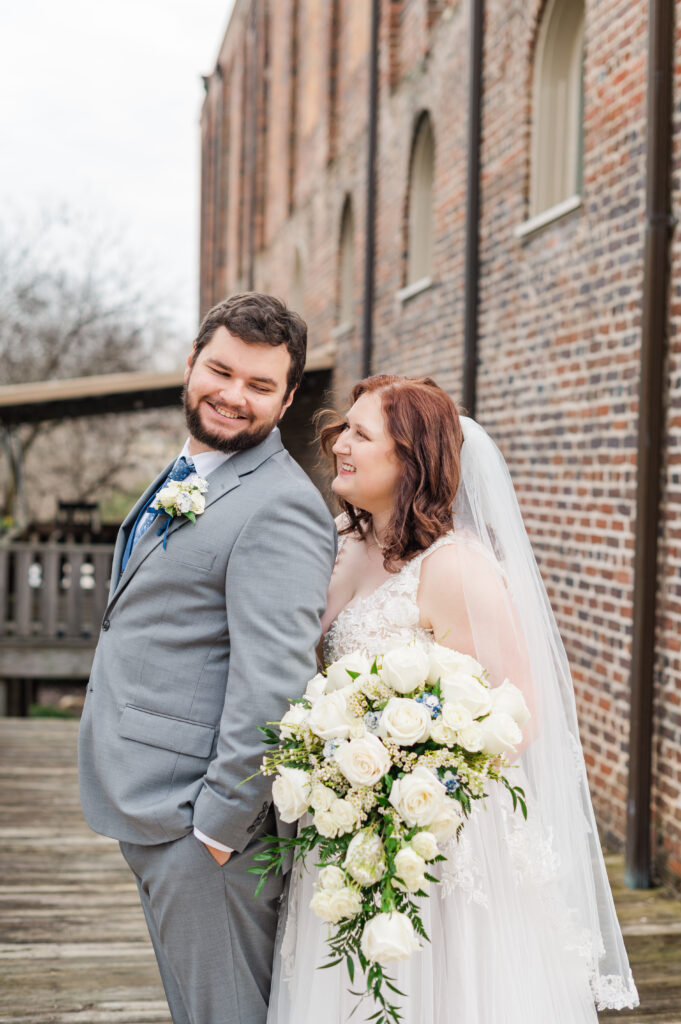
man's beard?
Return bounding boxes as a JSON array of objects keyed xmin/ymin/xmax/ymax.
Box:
[{"xmin": 183, "ymin": 388, "xmax": 279, "ymax": 454}]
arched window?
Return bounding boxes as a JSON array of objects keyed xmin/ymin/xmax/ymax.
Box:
[
  {"xmin": 530, "ymin": 0, "xmax": 585, "ymax": 217},
  {"xmin": 338, "ymin": 196, "xmax": 355, "ymax": 328},
  {"xmin": 406, "ymin": 112, "xmax": 434, "ymax": 286}
]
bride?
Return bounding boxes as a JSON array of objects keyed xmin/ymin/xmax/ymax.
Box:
[{"xmin": 266, "ymin": 374, "xmax": 638, "ymax": 1023}]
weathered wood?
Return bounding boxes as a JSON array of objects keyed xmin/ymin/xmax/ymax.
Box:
[
  {"xmin": 0, "ymin": 548, "xmax": 8, "ymax": 638},
  {"xmin": 40, "ymin": 547, "xmax": 60, "ymax": 636},
  {"xmin": 0, "ymin": 640, "xmax": 95, "ymax": 679},
  {"xmin": 0, "ymin": 721, "xmax": 680, "ymax": 1023},
  {"xmin": 13, "ymin": 549, "xmax": 33, "ymax": 636}
]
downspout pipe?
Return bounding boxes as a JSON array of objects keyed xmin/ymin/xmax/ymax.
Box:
[
  {"xmin": 362, "ymin": 0, "xmax": 380, "ymax": 378},
  {"xmin": 626, "ymin": 0, "xmax": 675, "ymax": 890},
  {"xmin": 212, "ymin": 65, "xmax": 223, "ymax": 305},
  {"xmin": 247, "ymin": 3, "xmax": 258, "ymax": 291},
  {"xmin": 462, "ymin": 0, "xmax": 484, "ymax": 418}
]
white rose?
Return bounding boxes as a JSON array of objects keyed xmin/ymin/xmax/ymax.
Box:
[
  {"xmin": 479, "ymin": 711, "xmax": 522, "ymax": 756},
  {"xmin": 271, "ymin": 766, "xmax": 311, "ymax": 823},
  {"xmin": 349, "ymin": 718, "xmax": 366, "ymax": 739},
  {"xmin": 308, "ymin": 691, "xmax": 355, "ymax": 740},
  {"xmin": 279, "ymin": 703, "xmax": 310, "ymax": 739},
  {"xmin": 304, "ymin": 673, "xmax": 328, "ymax": 703},
  {"xmin": 394, "ymin": 847, "xmax": 428, "ymax": 893},
  {"xmin": 343, "ymin": 829, "xmax": 386, "ymax": 886},
  {"xmin": 388, "ymin": 765, "xmax": 447, "ymax": 827},
  {"xmin": 329, "ymin": 887, "xmax": 363, "ymax": 921},
  {"xmin": 427, "ymin": 643, "xmax": 485, "ymax": 685},
  {"xmin": 409, "ymin": 830, "xmax": 439, "ymax": 861},
  {"xmin": 309, "ymin": 890, "xmax": 339, "ymax": 923},
  {"xmin": 456, "ymin": 721, "xmax": 484, "ymax": 752},
  {"xmin": 381, "ymin": 645, "xmax": 430, "ymax": 694},
  {"xmin": 334, "ymin": 734, "xmax": 391, "ymax": 787},
  {"xmin": 195, "ymin": 475, "xmax": 208, "ymax": 493},
  {"xmin": 489, "ymin": 679, "xmax": 531, "ymax": 728},
  {"xmin": 318, "ymin": 865, "xmax": 347, "ymax": 891},
  {"xmin": 360, "ymin": 912, "xmax": 421, "ymax": 965},
  {"xmin": 427, "ymin": 802, "xmax": 464, "ymax": 843},
  {"xmin": 309, "ymin": 783, "xmax": 336, "ymax": 812},
  {"xmin": 155, "ymin": 481, "xmax": 180, "ymax": 507},
  {"xmin": 429, "ymin": 702, "xmax": 473, "ymax": 745},
  {"xmin": 440, "ymin": 671, "xmax": 492, "ymax": 718},
  {"xmin": 325, "ymin": 651, "xmax": 371, "ymax": 692},
  {"xmin": 313, "ymin": 809, "xmax": 339, "ymax": 838},
  {"xmin": 380, "ymin": 697, "xmax": 431, "ymax": 746},
  {"xmin": 190, "ymin": 491, "xmax": 206, "ymax": 514},
  {"xmin": 329, "ymin": 797, "xmax": 361, "ymax": 835}
]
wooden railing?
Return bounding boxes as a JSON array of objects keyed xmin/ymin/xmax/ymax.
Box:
[{"xmin": 0, "ymin": 542, "xmax": 114, "ymax": 642}]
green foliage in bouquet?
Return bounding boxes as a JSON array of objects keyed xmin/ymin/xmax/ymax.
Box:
[{"xmin": 245, "ymin": 642, "xmax": 530, "ymax": 1024}]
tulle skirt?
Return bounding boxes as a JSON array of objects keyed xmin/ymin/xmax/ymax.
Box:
[{"xmin": 266, "ymin": 790, "xmax": 598, "ymax": 1024}]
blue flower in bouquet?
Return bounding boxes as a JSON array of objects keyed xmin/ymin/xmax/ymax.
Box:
[
  {"xmin": 363, "ymin": 711, "xmax": 382, "ymax": 734},
  {"xmin": 442, "ymin": 770, "xmax": 461, "ymax": 794},
  {"xmin": 323, "ymin": 739, "xmax": 340, "ymax": 761},
  {"xmin": 416, "ymin": 692, "xmax": 442, "ymax": 718}
]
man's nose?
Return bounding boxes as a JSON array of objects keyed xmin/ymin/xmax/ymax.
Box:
[{"xmin": 217, "ymin": 378, "xmax": 248, "ymax": 407}]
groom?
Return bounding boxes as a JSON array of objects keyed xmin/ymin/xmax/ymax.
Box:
[{"xmin": 78, "ymin": 293, "xmax": 336, "ymax": 1024}]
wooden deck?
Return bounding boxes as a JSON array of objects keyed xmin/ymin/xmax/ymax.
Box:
[{"xmin": 0, "ymin": 720, "xmax": 679, "ymax": 1024}]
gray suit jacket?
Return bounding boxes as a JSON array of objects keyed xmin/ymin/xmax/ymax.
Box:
[{"xmin": 78, "ymin": 428, "xmax": 336, "ymax": 852}]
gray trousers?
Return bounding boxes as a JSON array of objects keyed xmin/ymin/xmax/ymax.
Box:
[{"xmin": 120, "ymin": 814, "xmax": 283, "ymax": 1024}]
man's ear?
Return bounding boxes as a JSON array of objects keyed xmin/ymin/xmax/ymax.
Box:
[
  {"xmin": 184, "ymin": 347, "xmax": 196, "ymax": 383},
  {"xmin": 279, "ymin": 386, "xmax": 297, "ymax": 419}
]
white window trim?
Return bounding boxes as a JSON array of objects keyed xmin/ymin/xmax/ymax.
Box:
[
  {"xmin": 397, "ymin": 276, "xmax": 433, "ymax": 304},
  {"xmin": 514, "ymin": 194, "xmax": 582, "ymax": 241}
]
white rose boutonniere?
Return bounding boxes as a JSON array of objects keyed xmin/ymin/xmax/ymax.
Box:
[{"xmin": 153, "ymin": 476, "xmax": 208, "ymax": 548}]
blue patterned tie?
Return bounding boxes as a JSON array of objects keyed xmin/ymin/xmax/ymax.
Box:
[{"xmin": 120, "ymin": 456, "xmax": 196, "ymax": 574}]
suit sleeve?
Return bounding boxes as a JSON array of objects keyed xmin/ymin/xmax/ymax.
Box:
[{"xmin": 192, "ymin": 484, "xmax": 336, "ymax": 851}]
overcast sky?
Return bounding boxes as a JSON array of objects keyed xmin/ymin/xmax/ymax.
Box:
[{"xmin": 0, "ymin": 0, "xmax": 235, "ymax": 342}]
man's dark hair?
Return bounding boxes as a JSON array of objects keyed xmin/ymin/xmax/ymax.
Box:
[{"xmin": 192, "ymin": 292, "xmax": 307, "ymax": 398}]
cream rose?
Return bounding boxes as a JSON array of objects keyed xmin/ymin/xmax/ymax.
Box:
[
  {"xmin": 271, "ymin": 766, "xmax": 311, "ymax": 823},
  {"xmin": 388, "ymin": 765, "xmax": 447, "ymax": 827},
  {"xmin": 479, "ymin": 710, "xmax": 522, "ymax": 756},
  {"xmin": 308, "ymin": 691, "xmax": 355, "ymax": 740},
  {"xmin": 343, "ymin": 829, "xmax": 386, "ymax": 886},
  {"xmin": 429, "ymin": 702, "xmax": 473, "ymax": 745},
  {"xmin": 325, "ymin": 651, "xmax": 371, "ymax": 692},
  {"xmin": 409, "ymin": 830, "xmax": 439, "ymax": 861},
  {"xmin": 329, "ymin": 797, "xmax": 361, "ymax": 835},
  {"xmin": 381, "ymin": 645, "xmax": 430, "ymax": 694},
  {"xmin": 313, "ymin": 809, "xmax": 339, "ymax": 838},
  {"xmin": 329, "ymin": 887, "xmax": 363, "ymax": 921},
  {"xmin": 380, "ymin": 697, "xmax": 431, "ymax": 746},
  {"xmin": 360, "ymin": 912, "xmax": 421, "ymax": 965},
  {"xmin": 279, "ymin": 703, "xmax": 310, "ymax": 739},
  {"xmin": 489, "ymin": 679, "xmax": 531, "ymax": 727},
  {"xmin": 318, "ymin": 865, "xmax": 346, "ymax": 891},
  {"xmin": 427, "ymin": 643, "xmax": 485, "ymax": 685},
  {"xmin": 334, "ymin": 733, "xmax": 391, "ymax": 787},
  {"xmin": 304, "ymin": 672, "xmax": 328, "ymax": 704},
  {"xmin": 394, "ymin": 847, "xmax": 428, "ymax": 893},
  {"xmin": 427, "ymin": 802, "xmax": 463, "ymax": 843},
  {"xmin": 440, "ymin": 671, "xmax": 492, "ymax": 718},
  {"xmin": 309, "ymin": 783, "xmax": 336, "ymax": 812}
]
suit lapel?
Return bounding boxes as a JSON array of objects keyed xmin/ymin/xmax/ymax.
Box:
[{"xmin": 106, "ymin": 429, "xmax": 286, "ymax": 609}]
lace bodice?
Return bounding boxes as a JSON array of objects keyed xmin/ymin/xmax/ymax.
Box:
[{"xmin": 322, "ymin": 533, "xmax": 457, "ymax": 663}]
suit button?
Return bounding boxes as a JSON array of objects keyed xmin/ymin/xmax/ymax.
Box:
[{"xmin": 102, "ymin": 619, "xmax": 110, "ymax": 631}]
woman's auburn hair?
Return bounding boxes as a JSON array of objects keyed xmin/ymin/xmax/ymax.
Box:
[{"xmin": 319, "ymin": 375, "xmax": 465, "ymax": 570}]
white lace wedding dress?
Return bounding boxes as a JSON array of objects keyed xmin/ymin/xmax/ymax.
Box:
[{"xmin": 265, "ymin": 534, "xmax": 632, "ymax": 1024}]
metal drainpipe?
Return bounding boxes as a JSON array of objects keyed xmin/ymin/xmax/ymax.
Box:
[
  {"xmin": 462, "ymin": 0, "xmax": 484, "ymax": 418},
  {"xmin": 362, "ymin": 0, "xmax": 380, "ymax": 379},
  {"xmin": 247, "ymin": 2, "xmax": 259, "ymax": 291},
  {"xmin": 625, "ymin": 0, "xmax": 675, "ymax": 889},
  {"xmin": 212, "ymin": 65, "xmax": 223, "ymax": 305}
]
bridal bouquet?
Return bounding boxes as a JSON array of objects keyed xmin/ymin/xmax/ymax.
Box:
[{"xmin": 250, "ymin": 641, "xmax": 530, "ymax": 1024}]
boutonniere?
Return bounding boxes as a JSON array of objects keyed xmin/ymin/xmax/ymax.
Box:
[{"xmin": 152, "ymin": 477, "xmax": 208, "ymax": 548}]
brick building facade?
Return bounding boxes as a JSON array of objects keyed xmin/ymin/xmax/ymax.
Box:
[{"xmin": 199, "ymin": 0, "xmax": 681, "ymax": 890}]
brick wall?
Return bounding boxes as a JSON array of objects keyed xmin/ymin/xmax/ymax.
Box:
[{"xmin": 200, "ymin": 0, "xmax": 681, "ymax": 887}]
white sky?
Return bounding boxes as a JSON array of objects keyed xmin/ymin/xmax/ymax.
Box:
[{"xmin": 0, "ymin": 0, "xmax": 235, "ymax": 341}]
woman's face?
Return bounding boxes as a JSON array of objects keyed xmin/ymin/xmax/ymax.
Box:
[{"xmin": 331, "ymin": 390, "xmax": 403, "ymax": 515}]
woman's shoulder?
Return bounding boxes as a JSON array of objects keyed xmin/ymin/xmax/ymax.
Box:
[{"xmin": 419, "ymin": 530, "xmax": 507, "ymax": 590}]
